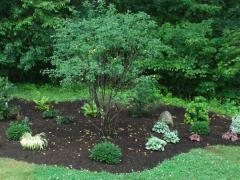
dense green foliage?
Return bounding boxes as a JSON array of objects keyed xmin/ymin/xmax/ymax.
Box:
[
  {"xmin": 130, "ymin": 76, "xmax": 159, "ymax": 117},
  {"xmin": 0, "ymin": 0, "xmax": 72, "ymax": 82},
  {"xmin": 90, "ymin": 141, "xmax": 122, "ymax": 164},
  {"xmin": 81, "ymin": 102, "xmax": 98, "ymax": 118},
  {"xmin": 184, "ymin": 97, "xmax": 209, "ymax": 125},
  {"xmin": 190, "ymin": 121, "xmax": 210, "ymax": 135},
  {"xmin": 0, "ymin": 77, "xmax": 14, "ymax": 121},
  {"xmin": 0, "ymin": 0, "xmax": 239, "ymax": 104},
  {"xmin": 6, "ymin": 118, "xmax": 31, "ymax": 141}
]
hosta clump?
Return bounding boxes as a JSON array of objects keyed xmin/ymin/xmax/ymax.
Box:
[
  {"xmin": 163, "ymin": 130, "xmax": 180, "ymax": 143},
  {"xmin": 145, "ymin": 136, "xmax": 167, "ymax": 151},
  {"xmin": 90, "ymin": 141, "xmax": 122, "ymax": 164},
  {"xmin": 190, "ymin": 121, "xmax": 209, "ymax": 135},
  {"xmin": 56, "ymin": 115, "xmax": 74, "ymax": 124},
  {"xmin": 6, "ymin": 117, "xmax": 31, "ymax": 141},
  {"xmin": 81, "ymin": 102, "xmax": 98, "ymax": 117},
  {"xmin": 230, "ymin": 115, "xmax": 240, "ymax": 134},
  {"xmin": 20, "ymin": 133, "xmax": 48, "ymax": 151},
  {"xmin": 184, "ymin": 97, "xmax": 209, "ymax": 125},
  {"xmin": 152, "ymin": 121, "xmax": 170, "ymax": 134},
  {"xmin": 42, "ymin": 109, "xmax": 59, "ymax": 119}
]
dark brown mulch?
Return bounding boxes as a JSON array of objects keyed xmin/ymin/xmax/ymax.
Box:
[{"xmin": 0, "ymin": 99, "xmax": 239, "ymax": 173}]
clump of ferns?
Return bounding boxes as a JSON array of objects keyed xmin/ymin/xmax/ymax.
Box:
[{"xmin": 20, "ymin": 132, "xmax": 48, "ymax": 151}]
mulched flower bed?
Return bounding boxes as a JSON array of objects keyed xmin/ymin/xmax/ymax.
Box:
[{"xmin": 0, "ymin": 99, "xmax": 239, "ymax": 173}]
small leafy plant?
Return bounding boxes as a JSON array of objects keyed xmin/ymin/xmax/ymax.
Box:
[
  {"xmin": 20, "ymin": 132, "xmax": 48, "ymax": 151},
  {"xmin": 222, "ymin": 131, "xmax": 238, "ymax": 142},
  {"xmin": 56, "ymin": 115, "xmax": 74, "ymax": 124},
  {"xmin": 130, "ymin": 76, "xmax": 159, "ymax": 117},
  {"xmin": 184, "ymin": 97, "xmax": 209, "ymax": 125},
  {"xmin": 190, "ymin": 121, "xmax": 210, "ymax": 135},
  {"xmin": 6, "ymin": 117, "xmax": 31, "ymax": 141},
  {"xmin": 163, "ymin": 130, "xmax": 180, "ymax": 143},
  {"xmin": 152, "ymin": 121, "xmax": 170, "ymax": 134},
  {"xmin": 8, "ymin": 105, "xmax": 21, "ymax": 120},
  {"xmin": 0, "ymin": 102, "xmax": 9, "ymax": 121},
  {"xmin": 90, "ymin": 141, "xmax": 122, "ymax": 164},
  {"xmin": 145, "ymin": 136, "xmax": 167, "ymax": 151},
  {"xmin": 81, "ymin": 102, "xmax": 98, "ymax": 117},
  {"xmin": 33, "ymin": 92, "xmax": 50, "ymax": 111},
  {"xmin": 189, "ymin": 134, "xmax": 202, "ymax": 142},
  {"xmin": 230, "ymin": 115, "xmax": 240, "ymax": 134},
  {"xmin": 42, "ymin": 109, "xmax": 59, "ymax": 119}
]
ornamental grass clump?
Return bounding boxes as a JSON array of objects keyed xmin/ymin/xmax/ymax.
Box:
[{"xmin": 20, "ymin": 132, "xmax": 48, "ymax": 151}]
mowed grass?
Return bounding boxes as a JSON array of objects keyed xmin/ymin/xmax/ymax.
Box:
[{"xmin": 1, "ymin": 145, "xmax": 240, "ymax": 180}]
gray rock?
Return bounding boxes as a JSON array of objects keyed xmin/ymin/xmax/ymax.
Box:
[{"xmin": 158, "ymin": 111, "xmax": 174, "ymax": 127}]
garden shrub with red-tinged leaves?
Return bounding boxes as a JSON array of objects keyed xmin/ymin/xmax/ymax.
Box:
[
  {"xmin": 222, "ymin": 131, "xmax": 238, "ymax": 142},
  {"xmin": 189, "ymin": 134, "xmax": 202, "ymax": 142}
]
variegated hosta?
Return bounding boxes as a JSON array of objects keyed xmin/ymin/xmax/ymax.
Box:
[{"xmin": 20, "ymin": 133, "xmax": 48, "ymax": 151}]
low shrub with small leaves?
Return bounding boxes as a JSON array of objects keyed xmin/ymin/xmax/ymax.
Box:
[
  {"xmin": 184, "ymin": 97, "xmax": 209, "ymax": 125},
  {"xmin": 6, "ymin": 117, "xmax": 31, "ymax": 141},
  {"xmin": 190, "ymin": 121, "xmax": 210, "ymax": 135},
  {"xmin": 8, "ymin": 105, "xmax": 21, "ymax": 120},
  {"xmin": 145, "ymin": 136, "xmax": 167, "ymax": 151},
  {"xmin": 42, "ymin": 109, "xmax": 59, "ymax": 119},
  {"xmin": 230, "ymin": 115, "xmax": 240, "ymax": 134},
  {"xmin": 152, "ymin": 121, "xmax": 170, "ymax": 134},
  {"xmin": 163, "ymin": 130, "xmax": 180, "ymax": 143},
  {"xmin": 81, "ymin": 102, "xmax": 98, "ymax": 117},
  {"xmin": 56, "ymin": 115, "xmax": 74, "ymax": 124},
  {"xmin": 90, "ymin": 141, "xmax": 122, "ymax": 165},
  {"xmin": 20, "ymin": 132, "xmax": 48, "ymax": 151}
]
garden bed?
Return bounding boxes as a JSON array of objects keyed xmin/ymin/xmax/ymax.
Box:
[{"xmin": 0, "ymin": 99, "xmax": 239, "ymax": 173}]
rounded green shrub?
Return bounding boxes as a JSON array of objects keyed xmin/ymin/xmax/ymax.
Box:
[
  {"xmin": 190, "ymin": 121, "xmax": 210, "ymax": 135},
  {"xmin": 90, "ymin": 141, "xmax": 122, "ymax": 164},
  {"xmin": 6, "ymin": 118, "xmax": 31, "ymax": 141}
]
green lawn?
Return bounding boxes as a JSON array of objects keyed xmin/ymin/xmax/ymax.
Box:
[{"xmin": 0, "ymin": 145, "xmax": 240, "ymax": 180}]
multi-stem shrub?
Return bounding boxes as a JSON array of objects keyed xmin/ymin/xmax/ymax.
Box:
[
  {"xmin": 6, "ymin": 117, "xmax": 31, "ymax": 141},
  {"xmin": 184, "ymin": 97, "xmax": 209, "ymax": 125},
  {"xmin": 20, "ymin": 132, "xmax": 48, "ymax": 151},
  {"xmin": 230, "ymin": 115, "xmax": 240, "ymax": 134},
  {"xmin": 50, "ymin": 3, "xmax": 163, "ymax": 136},
  {"xmin": 90, "ymin": 141, "xmax": 122, "ymax": 164},
  {"xmin": 152, "ymin": 121, "xmax": 170, "ymax": 134},
  {"xmin": 163, "ymin": 130, "xmax": 180, "ymax": 143},
  {"xmin": 145, "ymin": 136, "xmax": 167, "ymax": 151},
  {"xmin": 42, "ymin": 109, "xmax": 59, "ymax": 119},
  {"xmin": 190, "ymin": 121, "xmax": 210, "ymax": 135},
  {"xmin": 56, "ymin": 115, "xmax": 74, "ymax": 125}
]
